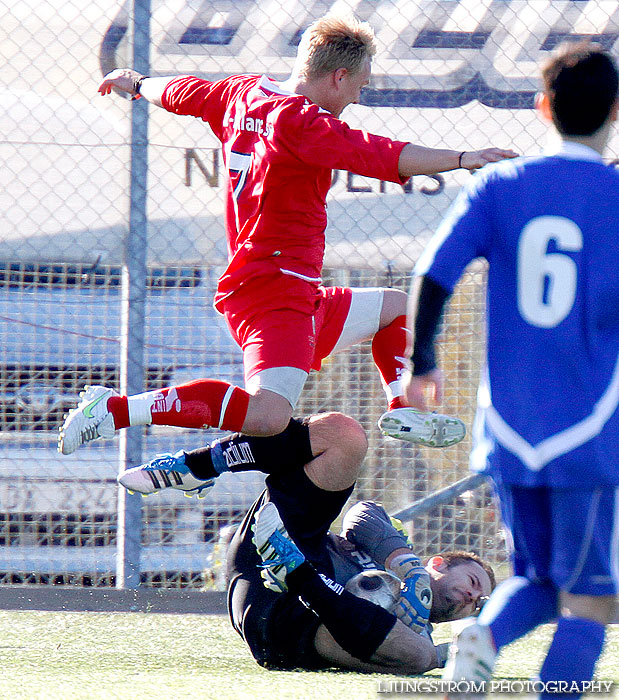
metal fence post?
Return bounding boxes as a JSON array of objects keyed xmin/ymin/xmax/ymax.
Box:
[{"xmin": 116, "ymin": 0, "xmax": 151, "ymax": 590}]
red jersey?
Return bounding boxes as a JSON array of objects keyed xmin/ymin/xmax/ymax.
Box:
[{"xmin": 161, "ymin": 75, "xmax": 408, "ymax": 311}]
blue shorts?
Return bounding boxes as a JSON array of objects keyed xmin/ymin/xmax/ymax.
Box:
[{"xmin": 495, "ymin": 481, "xmax": 619, "ymax": 596}]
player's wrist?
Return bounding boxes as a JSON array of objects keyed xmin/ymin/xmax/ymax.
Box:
[
  {"xmin": 388, "ymin": 552, "xmax": 425, "ymax": 581},
  {"xmin": 132, "ymin": 74, "xmax": 148, "ymax": 96},
  {"xmin": 385, "ymin": 546, "xmax": 415, "ymax": 570}
]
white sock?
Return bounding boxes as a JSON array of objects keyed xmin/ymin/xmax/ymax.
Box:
[{"xmin": 127, "ymin": 391, "xmax": 160, "ymax": 426}]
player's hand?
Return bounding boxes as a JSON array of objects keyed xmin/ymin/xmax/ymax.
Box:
[
  {"xmin": 401, "ymin": 368, "xmax": 443, "ymax": 411},
  {"xmin": 341, "ymin": 501, "xmax": 410, "ymax": 565},
  {"xmin": 461, "ymin": 148, "xmax": 518, "ymax": 171},
  {"xmin": 395, "ymin": 564, "xmax": 433, "ymax": 634},
  {"xmin": 98, "ymin": 68, "xmax": 144, "ymax": 97}
]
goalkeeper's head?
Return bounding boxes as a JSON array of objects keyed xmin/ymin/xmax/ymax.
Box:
[{"xmin": 426, "ymin": 550, "xmax": 496, "ymax": 623}]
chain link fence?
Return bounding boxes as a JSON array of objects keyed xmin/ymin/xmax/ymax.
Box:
[{"xmin": 1, "ymin": 0, "xmax": 618, "ymax": 588}]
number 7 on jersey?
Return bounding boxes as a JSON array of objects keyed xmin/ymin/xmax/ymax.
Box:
[{"xmin": 228, "ymin": 150, "xmax": 252, "ymax": 231}]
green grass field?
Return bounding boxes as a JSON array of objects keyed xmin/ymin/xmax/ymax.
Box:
[{"xmin": 0, "ymin": 611, "xmax": 616, "ymax": 700}]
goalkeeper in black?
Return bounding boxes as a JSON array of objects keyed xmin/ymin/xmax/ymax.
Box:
[{"xmin": 129, "ymin": 410, "xmax": 494, "ymax": 673}]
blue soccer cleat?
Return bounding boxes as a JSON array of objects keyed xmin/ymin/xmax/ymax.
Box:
[
  {"xmin": 252, "ymin": 502, "xmax": 305, "ymax": 592},
  {"xmin": 118, "ymin": 451, "xmax": 215, "ymax": 498}
]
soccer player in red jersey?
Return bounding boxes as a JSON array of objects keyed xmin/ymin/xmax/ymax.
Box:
[{"xmin": 59, "ymin": 12, "xmax": 516, "ymax": 455}]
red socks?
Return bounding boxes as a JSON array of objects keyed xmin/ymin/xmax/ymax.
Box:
[
  {"xmin": 107, "ymin": 316, "xmax": 411, "ymax": 430},
  {"xmin": 109, "ymin": 379, "xmax": 250, "ymax": 432},
  {"xmin": 371, "ymin": 314, "xmax": 410, "ymax": 408},
  {"xmin": 388, "ymin": 396, "xmax": 406, "ymax": 410}
]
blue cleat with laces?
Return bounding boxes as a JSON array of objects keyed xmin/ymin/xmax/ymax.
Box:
[
  {"xmin": 118, "ymin": 451, "xmax": 215, "ymax": 498},
  {"xmin": 252, "ymin": 502, "xmax": 305, "ymax": 592}
]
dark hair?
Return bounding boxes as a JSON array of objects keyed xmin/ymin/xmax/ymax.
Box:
[
  {"xmin": 541, "ymin": 41, "xmax": 618, "ymax": 136},
  {"xmin": 440, "ymin": 550, "xmax": 496, "ymax": 591}
]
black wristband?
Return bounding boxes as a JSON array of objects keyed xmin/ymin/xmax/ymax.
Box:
[
  {"xmin": 132, "ymin": 75, "xmax": 147, "ymax": 95},
  {"xmin": 458, "ymin": 151, "xmax": 466, "ymax": 168}
]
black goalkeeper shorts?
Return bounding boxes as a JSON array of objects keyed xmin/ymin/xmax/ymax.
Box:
[
  {"xmin": 227, "ymin": 573, "xmax": 328, "ymax": 670},
  {"xmin": 226, "ymin": 462, "xmax": 354, "ymax": 669}
]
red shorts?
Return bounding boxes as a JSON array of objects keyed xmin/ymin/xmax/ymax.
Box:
[
  {"xmin": 224, "ymin": 278, "xmax": 351, "ymax": 375},
  {"xmin": 221, "ymin": 273, "xmax": 383, "ymax": 406}
]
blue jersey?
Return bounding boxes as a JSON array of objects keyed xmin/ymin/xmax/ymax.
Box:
[{"xmin": 416, "ymin": 142, "xmax": 619, "ymax": 487}]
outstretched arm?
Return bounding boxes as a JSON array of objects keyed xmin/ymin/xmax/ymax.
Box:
[
  {"xmin": 398, "ymin": 143, "xmax": 517, "ymax": 178},
  {"xmin": 341, "ymin": 502, "xmax": 434, "ymax": 635},
  {"xmin": 402, "ymin": 275, "xmax": 451, "ymax": 410},
  {"xmin": 97, "ymin": 68, "xmax": 173, "ymax": 108},
  {"xmin": 314, "ymin": 618, "xmax": 446, "ymax": 675}
]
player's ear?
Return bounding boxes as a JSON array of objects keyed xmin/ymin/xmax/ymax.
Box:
[
  {"xmin": 333, "ymin": 67, "xmax": 348, "ymax": 85},
  {"xmin": 535, "ymin": 91, "xmax": 553, "ymax": 122},
  {"xmin": 427, "ymin": 555, "xmax": 445, "ymax": 571}
]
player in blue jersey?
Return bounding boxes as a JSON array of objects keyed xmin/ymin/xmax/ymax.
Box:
[{"xmin": 399, "ymin": 42, "xmax": 619, "ymax": 699}]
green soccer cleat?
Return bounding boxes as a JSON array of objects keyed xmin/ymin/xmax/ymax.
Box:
[
  {"xmin": 58, "ymin": 385, "xmax": 118, "ymax": 455},
  {"xmin": 442, "ymin": 622, "xmax": 496, "ymax": 699}
]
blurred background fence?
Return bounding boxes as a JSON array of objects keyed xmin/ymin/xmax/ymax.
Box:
[{"xmin": 1, "ymin": 0, "xmax": 618, "ymax": 589}]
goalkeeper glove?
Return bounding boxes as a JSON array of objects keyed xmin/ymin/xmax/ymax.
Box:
[
  {"xmin": 389, "ymin": 515, "xmax": 412, "ymax": 546},
  {"xmin": 341, "ymin": 501, "xmax": 410, "ymax": 566},
  {"xmin": 390, "ymin": 553, "xmax": 433, "ymax": 634}
]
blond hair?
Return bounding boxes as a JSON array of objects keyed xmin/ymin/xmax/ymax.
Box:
[{"xmin": 294, "ymin": 13, "xmax": 376, "ymax": 80}]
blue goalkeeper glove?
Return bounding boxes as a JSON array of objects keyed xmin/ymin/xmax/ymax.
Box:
[{"xmin": 390, "ymin": 553, "xmax": 433, "ymax": 634}]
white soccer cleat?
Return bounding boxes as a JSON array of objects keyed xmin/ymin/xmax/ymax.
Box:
[
  {"xmin": 252, "ymin": 502, "xmax": 305, "ymax": 593},
  {"xmin": 379, "ymin": 407, "xmax": 466, "ymax": 448},
  {"xmin": 442, "ymin": 622, "xmax": 496, "ymax": 699},
  {"xmin": 58, "ymin": 385, "xmax": 118, "ymax": 455},
  {"xmin": 118, "ymin": 452, "xmax": 215, "ymax": 498}
]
